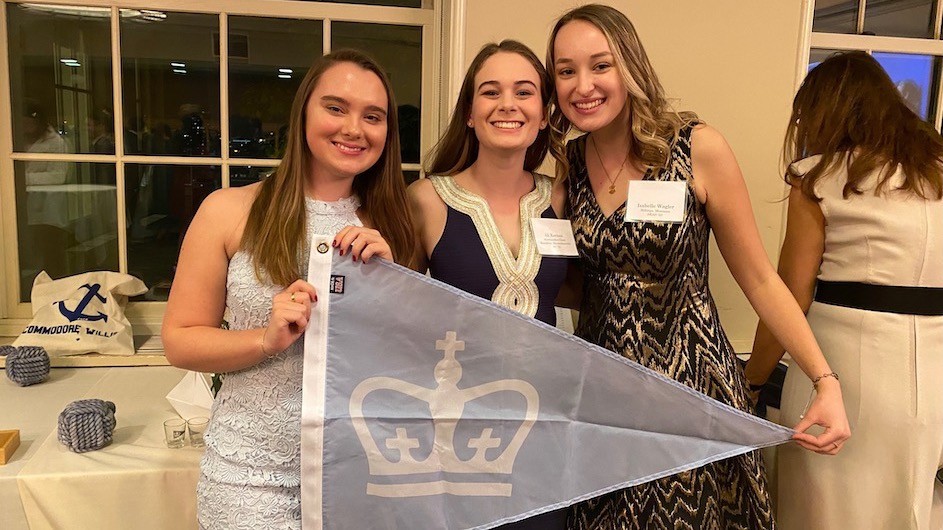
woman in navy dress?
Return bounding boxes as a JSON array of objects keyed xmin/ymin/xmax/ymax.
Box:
[{"xmin": 407, "ymin": 40, "xmax": 567, "ymax": 528}]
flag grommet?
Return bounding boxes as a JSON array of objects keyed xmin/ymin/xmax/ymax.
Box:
[{"xmin": 317, "ymin": 242, "xmax": 330, "ymax": 254}]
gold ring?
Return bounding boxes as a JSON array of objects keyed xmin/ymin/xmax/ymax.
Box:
[{"xmin": 290, "ymin": 292, "xmax": 296, "ymax": 302}]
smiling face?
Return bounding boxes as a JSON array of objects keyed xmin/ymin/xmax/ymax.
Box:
[
  {"xmin": 552, "ymin": 19, "xmax": 629, "ymax": 134},
  {"xmin": 304, "ymin": 62, "xmax": 389, "ymax": 181},
  {"xmin": 468, "ymin": 51, "xmax": 546, "ymax": 157}
]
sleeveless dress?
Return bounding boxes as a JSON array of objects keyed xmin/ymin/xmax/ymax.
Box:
[
  {"xmin": 427, "ymin": 174, "xmax": 567, "ymax": 326},
  {"xmin": 565, "ymin": 128, "xmax": 775, "ymax": 530},
  {"xmin": 427, "ymin": 173, "xmax": 568, "ymax": 529},
  {"xmin": 775, "ymin": 156, "xmax": 943, "ymax": 530},
  {"xmin": 197, "ymin": 196, "xmax": 362, "ymax": 530}
]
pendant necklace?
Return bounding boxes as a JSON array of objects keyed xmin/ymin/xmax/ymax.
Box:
[{"xmin": 590, "ymin": 135, "xmax": 630, "ymax": 194}]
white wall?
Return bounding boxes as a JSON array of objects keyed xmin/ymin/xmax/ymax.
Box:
[{"xmin": 462, "ymin": 0, "xmax": 804, "ymax": 351}]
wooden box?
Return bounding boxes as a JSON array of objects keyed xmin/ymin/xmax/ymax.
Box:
[{"xmin": 0, "ymin": 429, "xmax": 20, "ymax": 464}]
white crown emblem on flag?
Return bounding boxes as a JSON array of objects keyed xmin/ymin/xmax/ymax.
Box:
[{"xmin": 349, "ymin": 331, "xmax": 540, "ymax": 498}]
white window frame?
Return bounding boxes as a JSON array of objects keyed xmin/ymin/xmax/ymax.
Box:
[{"xmin": 0, "ymin": 0, "xmax": 449, "ymax": 337}]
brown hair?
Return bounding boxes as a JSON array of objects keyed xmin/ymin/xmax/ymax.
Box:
[
  {"xmin": 426, "ymin": 40, "xmax": 557, "ymax": 175},
  {"xmin": 785, "ymin": 51, "xmax": 943, "ymax": 200},
  {"xmin": 546, "ymin": 4, "xmax": 697, "ymax": 180},
  {"xmin": 241, "ymin": 49, "xmax": 415, "ymax": 285}
]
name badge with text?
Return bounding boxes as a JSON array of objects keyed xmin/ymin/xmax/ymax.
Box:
[
  {"xmin": 530, "ymin": 218, "xmax": 579, "ymax": 257},
  {"xmin": 624, "ymin": 181, "xmax": 687, "ymax": 223}
]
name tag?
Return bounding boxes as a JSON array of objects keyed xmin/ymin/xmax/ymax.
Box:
[
  {"xmin": 529, "ymin": 218, "xmax": 579, "ymax": 257},
  {"xmin": 624, "ymin": 181, "xmax": 687, "ymax": 223}
]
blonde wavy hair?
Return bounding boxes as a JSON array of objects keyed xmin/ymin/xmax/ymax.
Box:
[{"xmin": 546, "ymin": 4, "xmax": 697, "ymax": 180}]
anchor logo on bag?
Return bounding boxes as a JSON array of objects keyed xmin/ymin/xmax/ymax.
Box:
[
  {"xmin": 57, "ymin": 283, "xmax": 109, "ymax": 323},
  {"xmin": 349, "ymin": 331, "xmax": 539, "ymax": 498}
]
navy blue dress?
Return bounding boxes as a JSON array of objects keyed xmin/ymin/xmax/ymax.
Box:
[{"xmin": 426, "ymin": 174, "xmax": 569, "ymax": 529}]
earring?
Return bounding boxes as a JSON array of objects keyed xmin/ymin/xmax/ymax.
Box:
[{"xmin": 466, "ymin": 119, "xmax": 473, "ymax": 127}]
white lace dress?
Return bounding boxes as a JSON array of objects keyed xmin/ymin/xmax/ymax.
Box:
[{"xmin": 197, "ymin": 196, "xmax": 362, "ymax": 530}]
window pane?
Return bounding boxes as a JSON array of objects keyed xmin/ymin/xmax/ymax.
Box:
[
  {"xmin": 15, "ymin": 161, "xmax": 118, "ymax": 301},
  {"xmin": 873, "ymin": 52, "xmax": 938, "ymax": 120},
  {"xmin": 231, "ymin": 166, "xmax": 276, "ymax": 187},
  {"xmin": 121, "ymin": 11, "xmax": 220, "ymax": 156},
  {"xmin": 229, "ymin": 17, "xmax": 323, "ymax": 159},
  {"xmin": 813, "ymin": 0, "xmax": 859, "ymax": 33},
  {"xmin": 404, "ymin": 170, "xmax": 420, "ymax": 185},
  {"xmin": 864, "ymin": 0, "xmax": 935, "ymax": 38},
  {"xmin": 332, "ymin": 22, "xmax": 422, "ymax": 164},
  {"xmin": 126, "ymin": 164, "xmax": 221, "ymax": 301},
  {"xmin": 808, "ymin": 48, "xmax": 842, "ymax": 71},
  {"xmin": 7, "ymin": 4, "xmax": 113, "ymax": 155}
]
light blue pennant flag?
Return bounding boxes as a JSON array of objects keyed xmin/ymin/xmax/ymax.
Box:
[{"xmin": 301, "ymin": 236, "xmax": 792, "ymax": 530}]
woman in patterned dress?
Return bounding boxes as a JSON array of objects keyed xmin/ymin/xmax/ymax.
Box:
[
  {"xmin": 545, "ymin": 5, "xmax": 851, "ymax": 529},
  {"xmin": 162, "ymin": 50, "xmax": 414, "ymax": 529},
  {"xmin": 408, "ymin": 40, "xmax": 568, "ymax": 529},
  {"xmin": 746, "ymin": 51, "xmax": 943, "ymax": 530}
]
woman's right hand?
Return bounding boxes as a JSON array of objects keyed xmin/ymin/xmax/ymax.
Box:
[{"xmin": 261, "ymin": 279, "xmax": 319, "ymax": 356}]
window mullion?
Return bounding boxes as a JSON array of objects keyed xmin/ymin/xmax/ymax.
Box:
[
  {"xmin": 220, "ymin": 12, "xmax": 230, "ymax": 188},
  {"xmin": 324, "ymin": 18, "xmax": 332, "ymax": 55},
  {"xmin": 111, "ymin": 5, "xmax": 128, "ymax": 274},
  {"xmin": 856, "ymin": 0, "xmax": 867, "ymax": 34}
]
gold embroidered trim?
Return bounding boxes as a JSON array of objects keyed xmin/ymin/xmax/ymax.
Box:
[{"xmin": 429, "ymin": 174, "xmax": 552, "ymax": 318}]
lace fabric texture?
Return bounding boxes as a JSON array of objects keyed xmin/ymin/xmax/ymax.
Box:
[{"xmin": 198, "ymin": 196, "xmax": 361, "ymax": 530}]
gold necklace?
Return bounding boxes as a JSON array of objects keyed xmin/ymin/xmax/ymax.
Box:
[{"xmin": 589, "ymin": 135, "xmax": 630, "ymax": 194}]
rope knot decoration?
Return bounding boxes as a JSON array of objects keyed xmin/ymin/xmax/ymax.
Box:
[
  {"xmin": 57, "ymin": 399, "xmax": 117, "ymax": 453},
  {"xmin": 5, "ymin": 346, "xmax": 50, "ymax": 386}
]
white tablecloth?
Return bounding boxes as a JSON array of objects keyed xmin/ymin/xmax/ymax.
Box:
[
  {"xmin": 26, "ymin": 183, "xmax": 117, "ymax": 231},
  {"xmin": 0, "ymin": 366, "xmax": 201, "ymax": 529}
]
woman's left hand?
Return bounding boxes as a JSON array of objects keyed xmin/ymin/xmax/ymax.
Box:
[
  {"xmin": 333, "ymin": 226, "xmax": 392, "ymax": 263},
  {"xmin": 790, "ymin": 379, "xmax": 851, "ymax": 455}
]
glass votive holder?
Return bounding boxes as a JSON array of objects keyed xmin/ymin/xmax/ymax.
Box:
[
  {"xmin": 163, "ymin": 418, "xmax": 187, "ymax": 449},
  {"xmin": 187, "ymin": 417, "xmax": 209, "ymax": 448}
]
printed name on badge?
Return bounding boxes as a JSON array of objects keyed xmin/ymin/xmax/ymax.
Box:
[
  {"xmin": 624, "ymin": 180, "xmax": 687, "ymax": 223},
  {"xmin": 530, "ymin": 218, "xmax": 579, "ymax": 257}
]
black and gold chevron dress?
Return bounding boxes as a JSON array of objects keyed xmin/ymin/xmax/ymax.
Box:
[{"xmin": 565, "ymin": 126, "xmax": 775, "ymax": 530}]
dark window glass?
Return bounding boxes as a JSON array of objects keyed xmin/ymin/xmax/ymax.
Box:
[
  {"xmin": 231, "ymin": 166, "xmax": 277, "ymax": 187},
  {"xmin": 15, "ymin": 161, "xmax": 118, "ymax": 301},
  {"xmin": 120, "ymin": 11, "xmax": 220, "ymax": 156},
  {"xmin": 873, "ymin": 52, "xmax": 938, "ymax": 120},
  {"xmin": 7, "ymin": 4, "xmax": 113, "ymax": 155},
  {"xmin": 229, "ymin": 17, "xmax": 323, "ymax": 159},
  {"xmin": 332, "ymin": 22, "xmax": 422, "ymax": 164},
  {"xmin": 813, "ymin": 0, "xmax": 859, "ymax": 33},
  {"xmin": 125, "ymin": 164, "xmax": 221, "ymax": 301},
  {"xmin": 808, "ymin": 48, "xmax": 843, "ymax": 71},
  {"xmin": 404, "ymin": 170, "xmax": 420, "ymax": 185},
  {"xmin": 864, "ymin": 0, "xmax": 935, "ymax": 38}
]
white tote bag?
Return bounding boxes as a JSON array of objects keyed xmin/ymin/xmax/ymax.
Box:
[{"xmin": 13, "ymin": 271, "xmax": 147, "ymax": 356}]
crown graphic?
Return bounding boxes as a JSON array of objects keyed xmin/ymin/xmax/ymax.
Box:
[{"xmin": 349, "ymin": 331, "xmax": 539, "ymax": 498}]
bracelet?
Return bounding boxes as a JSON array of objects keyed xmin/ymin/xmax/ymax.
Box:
[
  {"xmin": 811, "ymin": 371, "xmax": 839, "ymax": 387},
  {"xmin": 260, "ymin": 328, "xmax": 275, "ymax": 359}
]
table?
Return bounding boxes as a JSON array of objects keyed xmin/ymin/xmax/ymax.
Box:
[{"xmin": 0, "ymin": 366, "xmax": 201, "ymax": 529}]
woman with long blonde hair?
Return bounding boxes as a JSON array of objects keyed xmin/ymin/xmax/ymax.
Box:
[
  {"xmin": 746, "ymin": 51, "xmax": 943, "ymax": 529},
  {"xmin": 162, "ymin": 49, "xmax": 413, "ymax": 528},
  {"xmin": 547, "ymin": 5, "xmax": 850, "ymax": 528}
]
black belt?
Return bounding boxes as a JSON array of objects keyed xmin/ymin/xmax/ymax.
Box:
[{"xmin": 814, "ymin": 280, "xmax": 943, "ymax": 316}]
